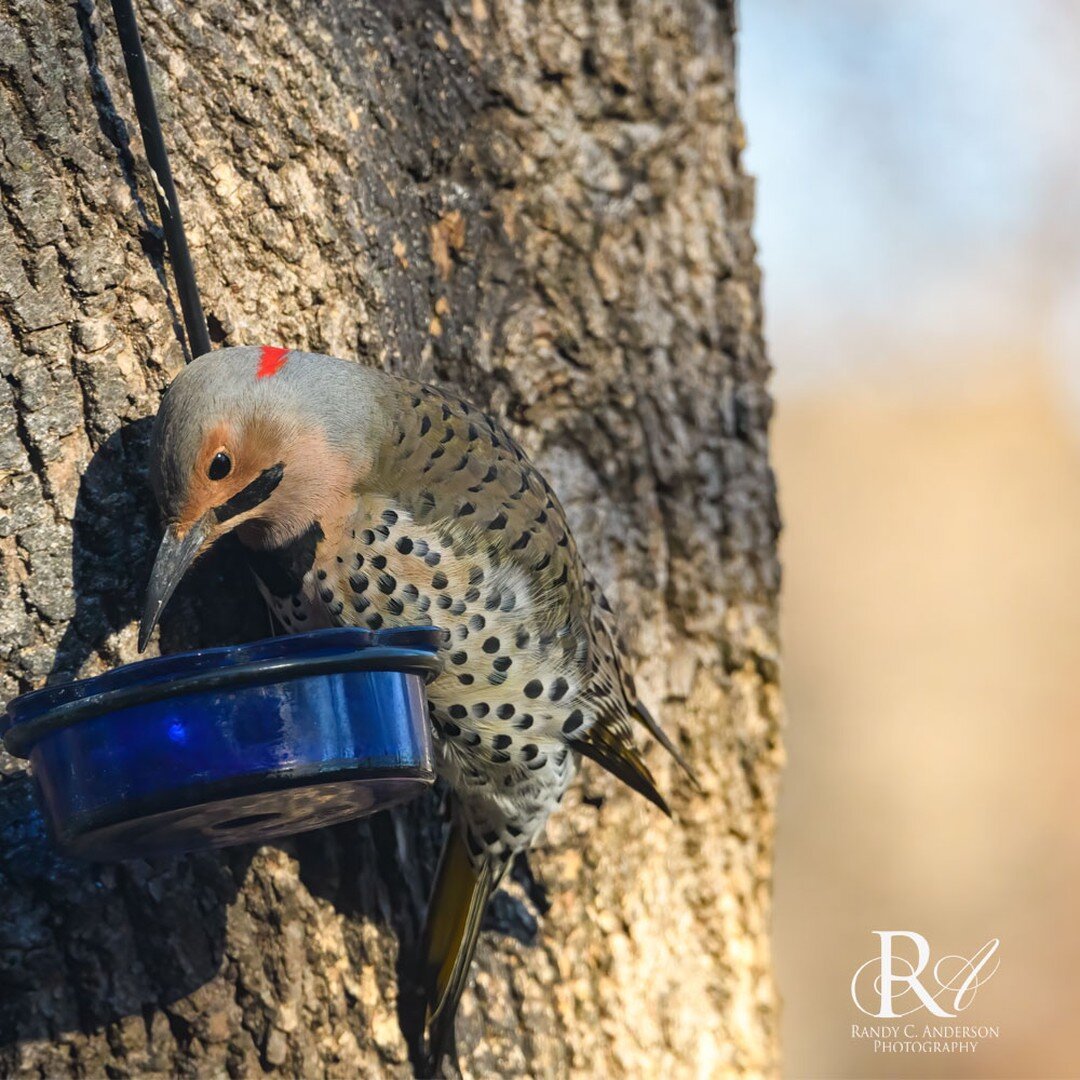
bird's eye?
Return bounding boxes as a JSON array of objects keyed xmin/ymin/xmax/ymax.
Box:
[{"xmin": 207, "ymin": 451, "xmax": 232, "ymax": 481}]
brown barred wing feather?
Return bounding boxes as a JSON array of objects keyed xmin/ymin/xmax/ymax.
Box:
[{"xmin": 568, "ymin": 709, "xmax": 671, "ymax": 817}]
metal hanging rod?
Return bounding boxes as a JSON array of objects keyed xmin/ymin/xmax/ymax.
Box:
[{"xmin": 110, "ymin": 0, "xmax": 211, "ymax": 361}]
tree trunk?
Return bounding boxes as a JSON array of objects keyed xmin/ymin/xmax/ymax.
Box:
[{"xmin": 0, "ymin": 0, "xmax": 782, "ymax": 1075}]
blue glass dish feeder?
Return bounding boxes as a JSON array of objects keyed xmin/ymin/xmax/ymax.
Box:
[{"xmin": 0, "ymin": 626, "xmax": 441, "ymax": 860}]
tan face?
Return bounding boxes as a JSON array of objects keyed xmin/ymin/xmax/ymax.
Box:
[
  {"xmin": 140, "ymin": 411, "xmax": 354, "ymax": 652},
  {"xmin": 138, "ymin": 414, "xmax": 288, "ymax": 651},
  {"xmin": 172, "ymin": 417, "xmax": 287, "ymax": 540},
  {"xmin": 175, "ymin": 419, "xmax": 241, "ymax": 530}
]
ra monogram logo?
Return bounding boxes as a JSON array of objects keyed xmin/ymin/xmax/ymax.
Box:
[{"xmin": 850, "ymin": 931, "xmax": 1000, "ymax": 1018}]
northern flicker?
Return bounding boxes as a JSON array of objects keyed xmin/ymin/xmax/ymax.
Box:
[{"xmin": 139, "ymin": 345, "xmax": 691, "ymax": 1068}]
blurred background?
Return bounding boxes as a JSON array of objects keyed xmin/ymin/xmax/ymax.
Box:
[{"xmin": 739, "ymin": 2, "xmax": 1080, "ymax": 1077}]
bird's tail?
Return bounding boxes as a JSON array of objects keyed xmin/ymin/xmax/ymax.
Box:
[{"xmin": 421, "ymin": 824, "xmax": 504, "ymax": 1075}]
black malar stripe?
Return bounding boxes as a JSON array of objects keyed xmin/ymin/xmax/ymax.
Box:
[{"xmin": 212, "ymin": 462, "xmax": 285, "ymax": 523}]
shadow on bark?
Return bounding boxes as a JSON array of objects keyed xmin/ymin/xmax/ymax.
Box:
[
  {"xmin": 0, "ymin": 423, "xmax": 259, "ymax": 1050},
  {"xmin": 0, "ymin": 767, "xmax": 254, "ymax": 1048}
]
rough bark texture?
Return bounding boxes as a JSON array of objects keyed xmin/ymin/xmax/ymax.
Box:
[{"xmin": 0, "ymin": 0, "xmax": 781, "ymax": 1075}]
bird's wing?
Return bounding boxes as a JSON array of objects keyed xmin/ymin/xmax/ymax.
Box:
[
  {"xmin": 378, "ymin": 377, "xmax": 695, "ymax": 798},
  {"xmin": 568, "ymin": 704, "xmax": 671, "ymax": 815},
  {"xmin": 580, "ymin": 568, "xmax": 699, "ymax": 787},
  {"xmin": 374, "ymin": 379, "xmax": 586, "ymax": 642}
]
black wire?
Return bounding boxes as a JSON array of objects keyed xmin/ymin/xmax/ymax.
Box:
[{"xmin": 110, "ymin": 0, "xmax": 211, "ymax": 361}]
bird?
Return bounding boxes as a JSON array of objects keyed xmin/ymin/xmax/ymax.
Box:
[{"xmin": 138, "ymin": 344, "xmax": 692, "ymax": 1071}]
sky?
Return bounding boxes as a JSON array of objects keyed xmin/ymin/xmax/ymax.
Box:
[{"xmin": 738, "ymin": 0, "xmax": 1080, "ymax": 401}]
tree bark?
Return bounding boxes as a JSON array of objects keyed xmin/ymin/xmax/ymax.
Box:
[{"xmin": 0, "ymin": 0, "xmax": 782, "ymax": 1075}]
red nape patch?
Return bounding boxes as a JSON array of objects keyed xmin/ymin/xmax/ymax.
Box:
[{"xmin": 256, "ymin": 346, "xmax": 290, "ymax": 379}]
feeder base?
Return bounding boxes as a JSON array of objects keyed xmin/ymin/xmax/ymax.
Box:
[{"xmin": 55, "ymin": 767, "xmax": 431, "ymax": 860}]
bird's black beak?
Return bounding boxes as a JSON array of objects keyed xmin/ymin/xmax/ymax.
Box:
[{"xmin": 138, "ymin": 514, "xmax": 213, "ymax": 652}]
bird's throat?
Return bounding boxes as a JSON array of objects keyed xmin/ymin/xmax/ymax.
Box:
[{"xmin": 241, "ymin": 520, "xmax": 325, "ymax": 598}]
